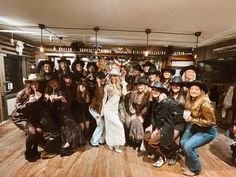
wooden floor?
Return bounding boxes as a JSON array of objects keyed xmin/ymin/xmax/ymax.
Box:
[{"xmin": 0, "ymin": 121, "xmax": 236, "ymax": 177}]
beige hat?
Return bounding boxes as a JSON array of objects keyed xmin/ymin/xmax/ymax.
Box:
[
  {"xmin": 109, "ymin": 68, "xmax": 120, "ymax": 76},
  {"xmin": 24, "ymin": 73, "xmax": 42, "ymax": 83}
]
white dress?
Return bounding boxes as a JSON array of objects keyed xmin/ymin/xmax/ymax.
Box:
[{"xmin": 102, "ymin": 84, "xmax": 126, "ymax": 146}]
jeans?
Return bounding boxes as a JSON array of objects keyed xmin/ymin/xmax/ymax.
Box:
[
  {"xmin": 89, "ymin": 108, "xmax": 105, "ymax": 146},
  {"xmin": 180, "ymin": 124, "xmax": 217, "ymax": 174}
]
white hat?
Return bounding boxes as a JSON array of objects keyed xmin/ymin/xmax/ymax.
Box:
[
  {"xmin": 109, "ymin": 68, "xmax": 120, "ymax": 76},
  {"xmin": 24, "ymin": 73, "xmax": 41, "ymax": 83}
]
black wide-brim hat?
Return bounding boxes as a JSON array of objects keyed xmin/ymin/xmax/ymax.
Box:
[
  {"xmin": 72, "ymin": 60, "xmax": 85, "ymax": 72},
  {"xmin": 169, "ymin": 76, "xmax": 183, "ymax": 85},
  {"xmin": 142, "ymin": 61, "xmax": 154, "ymax": 67},
  {"xmin": 134, "ymin": 77, "xmax": 149, "ymax": 86},
  {"xmin": 36, "ymin": 60, "xmax": 54, "ymax": 73},
  {"xmin": 180, "ymin": 65, "xmax": 197, "ymax": 76},
  {"xmin": 150, "ymin": 81, "xmax": 169, "ymax": 94},
  {"xmin": 94, "ymin": 71, "xmax": 106, "ymax": 79},
  {"xmin": 147, "ymin": 66, "xmax": 162, "ymax": 76},
  {"xmin": 61, "ymin": 72, "xmax": 74, "ymax": 79},
  {"xmin": 161, "ymin": 66, "xmax": 176, "ymax": 75},
  {"xmin": 184, "ymin": 80, "xmax": 208, "ymax": 93},
  {"xmin": 57, "ymin": 56, "xmax": 71, "ymax": 65},
  {"xmin": 133, "ymin": 64, "xmax": 143, "ymax": 73},
  {"xmin": 87, "ymin": 62, "xmax": 98, "ymax": 70},
  {"xmin": 45, "ymin": 73, "xmax": 59, "ymax": 83}
]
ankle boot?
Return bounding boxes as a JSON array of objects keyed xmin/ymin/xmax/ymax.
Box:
[{"xmin": 60, "ymin": 147, "xmax": 74, "ymax": 157}]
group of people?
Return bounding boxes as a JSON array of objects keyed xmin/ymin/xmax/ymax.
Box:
[{"xmin": 12, "ymin": 56, "xmax": 217, "ymax": 176}]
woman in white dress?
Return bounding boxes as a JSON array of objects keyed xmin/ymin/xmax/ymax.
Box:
[{"xmin": 102, "ymin": 68, "xmax": 127, "ymax": 153}]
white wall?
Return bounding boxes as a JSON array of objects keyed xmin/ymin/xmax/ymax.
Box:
[{"xmin": 7, "ymin": 97, "xmax": 16, "ymax": 116}]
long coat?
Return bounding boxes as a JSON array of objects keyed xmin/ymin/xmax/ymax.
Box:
[
  {"xmin": 12, "ymin": 89, "xmax": 44, "ymax": 131},
  {"xmin": 151, "ymin": 98, "xmax": 182, "ymax": 147}
]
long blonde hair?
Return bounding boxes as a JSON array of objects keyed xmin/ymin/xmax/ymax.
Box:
[
  {"xmin": 107, "ymin": 76, "xmax": 122, "ymax": 97},
  {"xmin": 185, "ymin": 89, "xmax": 205, "ymax": 110}
]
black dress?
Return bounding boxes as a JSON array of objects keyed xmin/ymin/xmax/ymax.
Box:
[{"xmin": 46, "ymin": 86, "xmax": 84, "ymax": 148}]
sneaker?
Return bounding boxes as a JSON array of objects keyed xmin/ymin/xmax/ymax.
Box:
[
  {"xmin": 153, "ymin": 157, "xmax": 166, "ymax": 167},
  {"xmin": 147, "ymin": 154, "xmax": 155, "ymax": 159},
  {"xmin": 183, "ymin": 169, "xmax": 196, "ymax": 176},
  {"xmin": 168, "ymin": 158, "xmax": 177, "ymax": 166}
]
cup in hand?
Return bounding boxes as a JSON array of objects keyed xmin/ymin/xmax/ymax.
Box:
[{"xmin": 183, "ymin": 110, "xmax": 191, "ymax": 119}]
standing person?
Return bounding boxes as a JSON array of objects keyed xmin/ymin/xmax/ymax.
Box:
[
  {"xmin": 102, "ymin": 68, "xmax": 127, "ymax": 153},
  {"xmin": 161, "ymin": 66, "xmax": 176, "ymax": 91},
  {"xmin": 85, "ymin": 62, "xmax": 98, "ymax": 99},
  {"xmin": 89, "ymin": 71, "xmax": 106, "ymax": 147},
  {"xmin": 12, "ymin": 73, "xmax": 44, "ymax": 162},
  {"xmin": 128, "ymin": 77, "xmax": 150, "ymax": 149},
  {"xmin": 147, "ymin": 66, "xmax": 162, "ymax": 86},
  {"xmin": 169, "ymin": 76, "xmax": 185, "ymax": 107},
  {"xmin": 142, "ymin": 61, "xmax": 155, "ymax": 79},
  {"xmin": 127, "ymin": 64, "xmax": 143, "ymax": 85},
  {"xmin": 57, "ymin": 57, "xmax": 72, "ymax": 81},
  {"xmin": 71, "ymin": 59, "xmax": 86, "ymax": 84},
  {"xmin": 144, "ymin": 82, "xmax": 180, "ymax": 168},
  {"xmin": 180, "ymin": 65, "xmax": 198, "ymax": 82},
  {"xmin": 36, "ymin": 60, "xmax": 55, "ymax": 80},
  {"xmin": 180, "ymin": 80, "xmax": 217, "ymax": 176},
  {"xmin": 73, "ymin": 79, "xmax": 91, "ymax": 141}
]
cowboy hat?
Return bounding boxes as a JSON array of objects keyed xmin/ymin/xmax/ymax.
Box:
[
  {"xmin": 24, "ymin": 73, "xmax": 42, "ymax": 83},
  {"xmin": 109, "ymin": 68, "xmax": 120, "ymax": 76},
  {"xmin": 184, "ymin": 80, "xmax": 208, "ymax": 93},
  {"xmin": 169, "ymin": 76, "xmax": 183, "ymax": 85},
  {"xmin": 133, "ymin": 64, "xmax": 143, "ymax": 73},
  {"xmin": 61, "ymin": 72, "xmax": 74, "ymax": 79},
  {"xmin": 142, "ymin": 61, "xmax": 154, "ymax": 67},
  {"xmin": 134, "ymin": 77, "xmax": 149, "ymax": 86},
  {"xmin": 57, "ymin": 56, "xmax": 71, "ymax": 65},
  {"xmin": 71, "ymin": 60, "xmax": 85, "ymax": 72},
  {"xmin": 161, "ymin": 66, "xmax": 176, "ymax": 75},
  {"xmin": 36, "ymin": 60, "xmax": 54, "ymax": 73},
  {"xmin": 45, "ymin": 73, "xmax": 59, "ymax": 82},
  {"xmin": 94, "ymin": 71, "xmax": 106, "ymax": 79},
  {"xmin": 150, "ymin": 81, "xmax": 169, "ymax": 94},
  {"xmin": 180, "ymin": 65, "xmax": 198, "ymax": 76},
  {"xmin": 147, "ymin": 66, "xmax": 162, "ymax": 76}
]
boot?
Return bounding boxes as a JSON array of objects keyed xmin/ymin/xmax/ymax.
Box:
[{"xmin": 60, "ymin": 147, "xmax": 74, "ymax": 157}]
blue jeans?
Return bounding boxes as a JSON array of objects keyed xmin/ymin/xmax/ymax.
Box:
[
  {"xmin": 89, "ymin": 108, "xmax": 105, "ymax": 146},
  {"xmin": 180, "ymin": 124, "xmax": 217, "ymax": 174}
]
